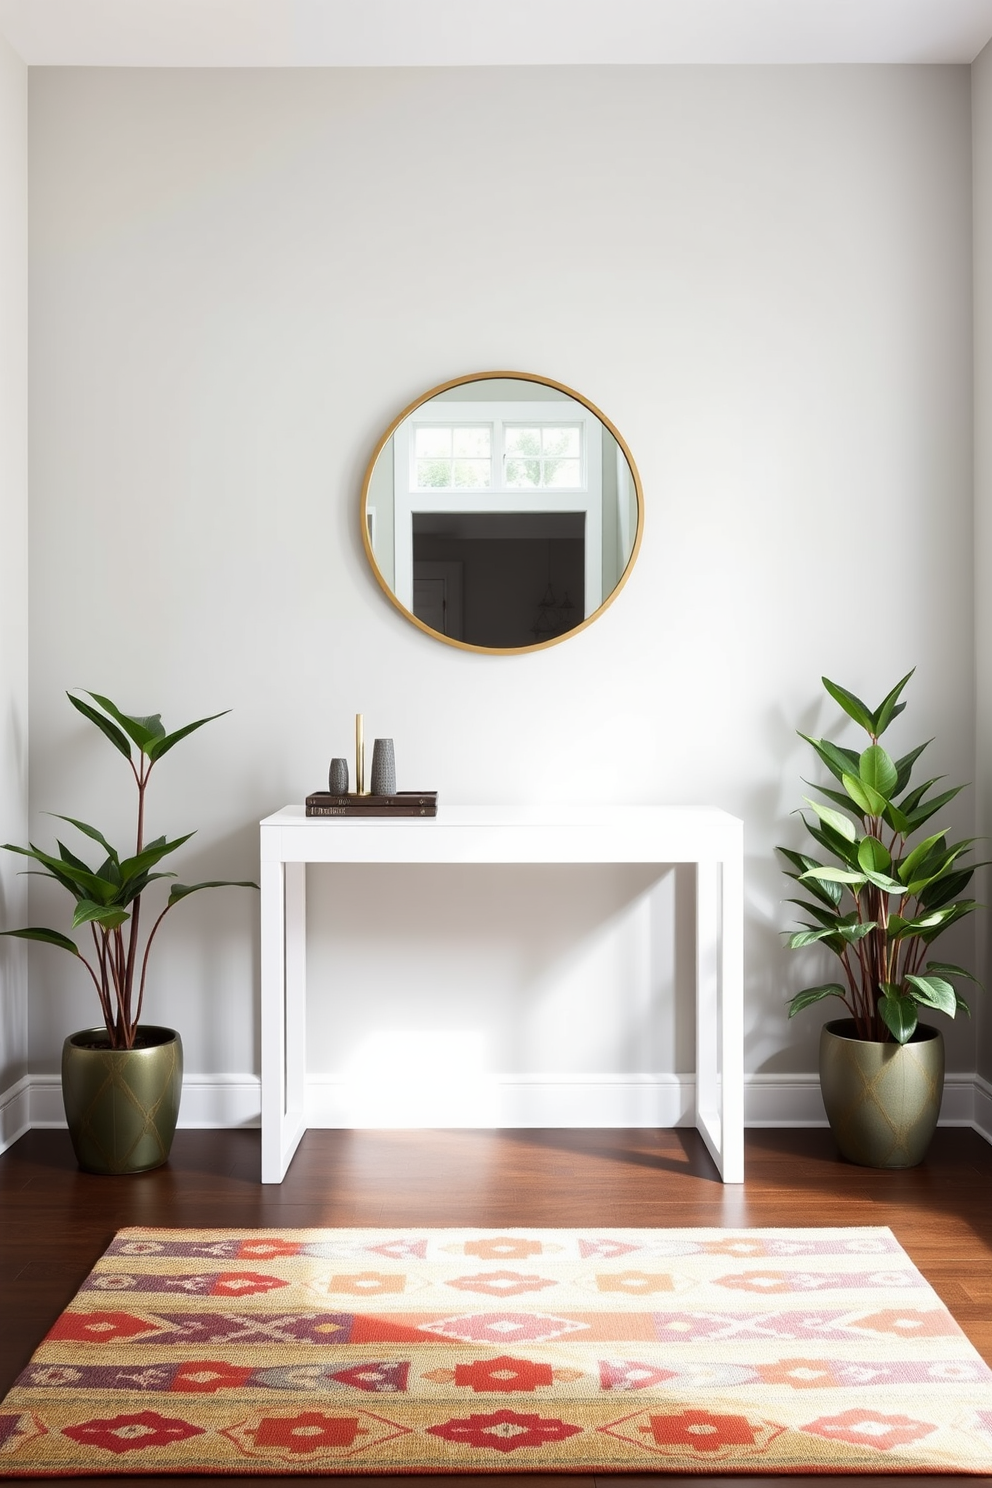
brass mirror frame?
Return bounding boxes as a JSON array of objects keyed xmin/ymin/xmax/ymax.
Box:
[{"xmin": 360, "ymin": 370, "xmax": 644, "ymax": 655}]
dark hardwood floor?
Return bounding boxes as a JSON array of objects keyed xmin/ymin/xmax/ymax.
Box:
[{"xmin": 2, "ymin": 1124, "xmax": 991, "ymax": 1485}]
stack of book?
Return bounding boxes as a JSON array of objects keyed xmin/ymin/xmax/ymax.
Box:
[{"xmin": 305, "ymin": 791, "xmax": 438, "ymax": 818}]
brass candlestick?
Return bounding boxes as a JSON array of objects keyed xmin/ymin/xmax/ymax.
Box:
[{"xmin": 355, "ymin": 713, "xmax": 366, "ymax": 794}]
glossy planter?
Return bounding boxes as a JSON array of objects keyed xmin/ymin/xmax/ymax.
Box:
[
  {"xmin": 61, "ymin": 1025, "xmax": 183, "ymax": 1174},
  {"xmin": 819, "ymin": 1018, "xmax": 944, "ymax": 1169}
]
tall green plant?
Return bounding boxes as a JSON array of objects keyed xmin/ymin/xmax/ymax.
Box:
[
  {"xmin": 1, "ymin": 692, "xmax": 257, "ymax": 1049},
  {"xmin": 779, "ymin": 671, "xmax": 981, "ymax": 1044}
]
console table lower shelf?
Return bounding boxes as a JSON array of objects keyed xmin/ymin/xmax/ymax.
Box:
[{"xmin": 259, "ymin": 804, "xmax": 744, "ymax": 1183}]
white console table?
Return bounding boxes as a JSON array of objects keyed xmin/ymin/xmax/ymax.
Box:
[{"xmin": 259, "ymin": 805, "xmax": 744, "ymax": 1184}]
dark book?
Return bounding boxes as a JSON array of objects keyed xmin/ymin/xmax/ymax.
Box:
[
  {"xmin": 305, "ymin": 790, "xmax": 437, "ymax": 818},
  {"xmin": 306, "ymin": 804, "xmax": 436, "ymax": 817}
]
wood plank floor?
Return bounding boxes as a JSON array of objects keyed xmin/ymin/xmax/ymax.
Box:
[{"xmin": 2, "ymin": 1124, "xmax": 992, "ymax": 1486}]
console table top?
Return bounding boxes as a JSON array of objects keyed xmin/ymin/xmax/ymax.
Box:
[{"xmin": 260, "ymin": 803, "xmax": 742, "ymax": 864}]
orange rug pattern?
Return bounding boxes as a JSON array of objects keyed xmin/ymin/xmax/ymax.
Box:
[{"xmin": 2, "ymin": 1226, "xmax": 992, "ymax": 1475}]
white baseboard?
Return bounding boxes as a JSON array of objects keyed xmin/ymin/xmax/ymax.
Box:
[
  {"xmin": 304, "ymin": 1072, "xmax": 696, "ymax": 1129},
  {"xmin": 0, "ymin": 1074, "xmax": 31, "ymax": 1155},
  {"xmin": 974, "ymin": 1073, "xmax": 992, "ymax": 1143},
  {"xmin": 743, "ymin": 1074, "xmax": 828, "ymax": 1127},
  {"xmin": 25, "ymin": 1073, "xmax": 262, "ymax": 1131},
  {"xmin": 3, "ymin": 1069, "xmax": 988, "ymax": 1141}
]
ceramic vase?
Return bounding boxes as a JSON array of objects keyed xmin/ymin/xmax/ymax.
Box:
[
  {"xmin": 818, "ymin": 1018, "xmax": 944, "ymax": 1169},
  {"xmin": 370, "ymin": 738, "xmax": 396, "ymax": 795},
  {"xmin": 61, "ymin": 1025, "xmax": 183, "ymax": 1174}
]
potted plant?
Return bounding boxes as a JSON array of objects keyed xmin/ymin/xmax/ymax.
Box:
[
  {"xmin": 779, "ymin": 670, "xmax": 981, "ymax": 1168},
  {"xmin": 1, "ymin": 691, "xmax": 257, "ymax": 1174}
]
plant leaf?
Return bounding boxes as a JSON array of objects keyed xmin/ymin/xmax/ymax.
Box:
[
  {"xmin": 888, "ymin": 910, "xmax": 948, "ymax": 939},
  {"xmin": 859, "ymin": 743, "xmax": 897, "ymax": 800},
  {"xmin": 784, "ymin": 898, "xmax": 845, "ymax": 929},
  {"xmin": 802, "ymin": 779, "xmax": 866, "ymax": 817},
  {"xmin": 84, "ymin": 692, "xmax": 165, "ymax": 752},
  {"xmin": 897, "ymin": 830, "xmax": 948, "ymax": 886},
  {"xmin": 787, "ymin": 927, "xmax": 841, "ymax": 949},
  {"xmin": 872, "ymin": 669, "xmax": 915, "ymax": 736},
  {"xmin": 822, "ymin": 677, "xmax": 877, "ymax": 735},
  {"xmin": 897, "ymin": 775, "xmax": 944, "ymax": 815},
  {"xmin": 3, "ymin": 841, "xmax": 113, "ymax": 903},
  {"xmin": 862, "ymin": 870, "xmax": 907, "ymax": 893},
  {"xmin": 167, "ymin": 878, "xmax": 259, "ymax": 906},
  {"xmin": 918, "ymin": 867, "xmax": 974, "ymax": 910},
  {"xmin": 788, "ymin": 984, "xmax": 847, "ymax": 1017},
  {"xmin": 56, "ymin": 839, "xmax": 95, "ymax": 878},
  {"xmin": 800, "ymin": 865, "xmax": 867, "ymax": 887},
  {"xmin": 66, "ymin": 692, "xmax": 131, "ymax": 759},
  {"xmin": 878, "ymin": 990, "xmax": 918, "ymax": 1043},
  {"xmin": 118, "ymin": 833, "xmax": 195, "ymax": 885},
  {"xmin": 919, "ymin": 900, "xmax": 980, "ymax": 942},
  {"xmin": 882, "ymin": 800, "xmax": 913, "ymax": 836},
  {"xmin": 904, "ymin": 844, "xmax": 978, "ymax": 898},
  {"xmin": 926, "ymin": 960, "xmax": 982, "ymax": 987},
  {"xmin": 147, "ymin": 711, "xmax": 231, "ymax": 763},
  {"xmin": 3, "ymin": 847, "xmax": 83, "ymax": 900},
  {"xmin": 904, "ymin": 785, "xmax": 964, "ymax": 833},
  {"xmin": 797, "ymin": 733, "xmax": 861, "ymax": 785},
  {"xmin": 779, "ymin": 849, "xmax": 845, "ymax": 906},
  {"xmin": 841, "ymin": 772, "xmax": 886, "ymax": 817},
  {"xmin": 803, "ymin": 797, "xmax": 856, "ymax": 842},
  {"xmin": 0, "ymin": 926, "xmax": 80, "ymax": 954},
  {"xmin": 71, "ymin": 900, "xmax": 131, "ymax": 931},
  {"xmin": 857, "ymin": 836, "xmax": 891, "ymax": 875},
  {"xmin": 839, "ymin": 922, "xmax": 876, "ymax": 943},
  {"xmin": 47, "ymin": 814, "xmax": 120, "ymax": 863},
  {"xmin": 905, "ymin": 974, "xmax": 957, "ymax": 1016},
  {"xmin": 798, "ymin": 814, "xmax": 862, "ymax": 870}
]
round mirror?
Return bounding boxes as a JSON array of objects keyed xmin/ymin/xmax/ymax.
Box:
[{"xmin": 360, "ymin": 371, "xmax": 643, "ymax": 653}]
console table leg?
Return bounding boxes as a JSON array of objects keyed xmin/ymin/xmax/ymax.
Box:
[
  {"xmin": 260, "ymin": 857, "xmax": 286, "ymax": 1182},
  {"xmin": 260, "ymin": 857, "xmax": 308, "ymax": 1182},
  {"xmin": 695, "ymin": 859, "xmax": 720, "ymax": 1168},
  {"xmin": 720, "ymin": 850, "xmax": 745, "ymax": 1182},
  {"xmin": 695, "ymin": 855, "xmax": 745, "ymax": 1183},
  {"xmin": 284, "ymin": 859, "xmax": 308, "ymax": 1157}
]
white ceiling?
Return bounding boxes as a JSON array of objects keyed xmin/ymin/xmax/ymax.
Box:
[{"xmin": 1, "ymin": 0, "xmax": 992, "ymax": 68}]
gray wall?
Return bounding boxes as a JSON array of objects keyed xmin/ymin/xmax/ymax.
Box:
[
  {"xmin": 0, "ymin": 29, "xmax": 28, "ymax": 1135},
  {"xmin": 25, "ymin": 65, "xmax": 977, "ymax": 1113},
  {"xmin": 974, "ymin": 36, "xmax": 992, "ymax": 1088}
]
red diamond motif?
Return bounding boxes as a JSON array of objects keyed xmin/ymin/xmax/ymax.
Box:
[
  {"xmin": 62, "ymin": 1411, "xmax": 205, "ymax": 1455},
  {"xmin": 453, "ymin": 1355, "xmax": 554, "ymax": 1393},
  {"xmin": 427, "ymin": 1408, "xmax": 582, "ymax": 1453},
  {"xmin": 47, "ymin": 1311, "xmax": 160, "ymax": 1344}
]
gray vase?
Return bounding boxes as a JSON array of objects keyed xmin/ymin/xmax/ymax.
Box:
[
  {"xmin": 370, "ymin": 738, "xmax": 396, "ymax": 795},
  {"xmin": 328, "ymin": 757, "xmax": 349, "ymax": 794}
]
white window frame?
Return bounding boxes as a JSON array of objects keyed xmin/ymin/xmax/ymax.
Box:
[{"xmin": 393, "ymin": 399, "xmax": 603, "ymax": 619}]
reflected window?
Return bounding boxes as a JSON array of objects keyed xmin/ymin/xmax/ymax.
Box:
[
  {"xmin": 504, "ymin": 425, "xmax": 583, "ymax": 489},
  {"xmin": 414, "ymin": 425, "xmax": 492, "ymax": 490}
]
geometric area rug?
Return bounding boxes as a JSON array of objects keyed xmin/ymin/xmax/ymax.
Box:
[{"xmin": 2, "ymin": 1227, "xmax": 992, "ymax": 1476}]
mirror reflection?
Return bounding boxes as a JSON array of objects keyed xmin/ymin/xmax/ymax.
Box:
[{"xmin": 361, "ymin": 373, "xmax": 642, "ymax": 653}]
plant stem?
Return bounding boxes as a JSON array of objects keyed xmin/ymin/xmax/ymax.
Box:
[
  {"xmin": 122, "ymin": 750, "xmax": 150, "ymax": 1043},
  {"xmin": 134, "ymin": 900, "xmax": 174, "ymax": 1028}
]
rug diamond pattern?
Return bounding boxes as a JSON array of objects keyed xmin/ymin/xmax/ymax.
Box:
[{"xmin": 1, "ymin": 1225, "xmax": 991, "ymax": 1475}]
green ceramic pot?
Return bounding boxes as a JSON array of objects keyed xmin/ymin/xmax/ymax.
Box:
[
  {"xmin": 819, "ymin": 1017, "xmax": 944, "ymax": 1169},
  {"xmin": 61, "ymin": 1025, "xmax": 183, "ymax": 1175}
]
